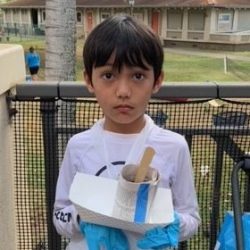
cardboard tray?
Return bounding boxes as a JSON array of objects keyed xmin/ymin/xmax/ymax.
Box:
[{"xmin": 69, "ymin": 172, "xmax": 174, "ymax": 234}]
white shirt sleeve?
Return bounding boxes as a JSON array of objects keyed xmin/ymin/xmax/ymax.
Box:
[
  {"xmin": 53, "ymin": 138, "xmax": 82, "ymax": 239},
  {"xmin": 171, "ymin": 136, "xmax": 201, "ymax": 241}
]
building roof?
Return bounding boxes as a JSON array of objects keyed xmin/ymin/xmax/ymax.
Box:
[
  {"xmin": 1, "ymin": 0, "xmax": 250, "ymax": 8},
  {"xmin": 0, "ymin": 0, "xmax": 44, "ymax": 8}
]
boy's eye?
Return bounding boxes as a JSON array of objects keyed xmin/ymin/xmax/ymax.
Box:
[
  {"xmin": 102, "ymin": 72, "xmax": 113, "ymax": 80},
  {"xmin": 133, "ymin": 73, "xmax": 144, "ymax": 81}
]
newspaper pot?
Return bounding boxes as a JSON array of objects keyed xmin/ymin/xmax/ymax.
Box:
[{"xmin": 112, "ymin": 164, "xmax": 160, "ymax": 224}]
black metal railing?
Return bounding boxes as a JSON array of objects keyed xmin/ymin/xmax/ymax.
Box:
[
  {"xmin": 9, "ymin": 82, "xmax": 250, "ymax": 250},
  {"xmin": 0, "ymin": 23, "xmax": 45, "ymax": 40}
]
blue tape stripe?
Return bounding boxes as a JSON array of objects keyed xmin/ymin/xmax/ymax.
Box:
[{"xmin": 134, "ymin": 184, "xmax": 149, "ymax": 223}]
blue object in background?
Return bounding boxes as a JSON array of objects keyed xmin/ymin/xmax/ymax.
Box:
[{"xmin": 215, "ymin": 212, "xmax": 250, "ymax": 250}]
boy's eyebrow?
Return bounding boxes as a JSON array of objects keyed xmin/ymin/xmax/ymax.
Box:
[
  {"xmin": 130, "ymin": 65, "xmax": 151, "ymax": 70},
  {"xmin": 94, "ymin": 63, "xmax": 113, "ymax": 68},
  {"xmin": 104, "ymin": 63, "xmax": 114, "ymax": 66}
]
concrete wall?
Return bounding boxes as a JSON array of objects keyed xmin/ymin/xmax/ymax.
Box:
[{"xmin": 0, "ymin": 44, "xmax": 25, "ymax": 250}]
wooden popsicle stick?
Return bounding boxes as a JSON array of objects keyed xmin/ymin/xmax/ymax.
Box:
[{"xmin": 134, "ymin": 147, "xmax": 155, "ymax": 183}]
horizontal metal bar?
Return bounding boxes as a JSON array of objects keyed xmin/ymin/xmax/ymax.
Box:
[
  {"xmin": 15, "ymin": 81, "xmax": 60, "ymax": 98},
  {"xmin": 59, "ymin": 81, "xmax": 93, "ymax": 97},
  {"xmin": 13, "ymin": 81, "xmax": 250, "ymax": 99},
  {"xmin": 218, "ymin": 83, "xmax": 250, "ymax": 98},
  {"xmin": 153, "ymin": 82, "xmax": 217, "ymax": 98}
]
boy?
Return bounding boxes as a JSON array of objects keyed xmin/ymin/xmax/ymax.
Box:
[
  {"xmin": 53, "ymin": 15, "xmax": 200, "ymax": 250},
  {"xmin": 25, "ymin": 46, "xmax": 40, "ymax": 80}
]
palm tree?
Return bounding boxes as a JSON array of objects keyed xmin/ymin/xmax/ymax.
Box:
[
  {"xmin": 44, "ymin": 1, "xmax": 76, "ymax": 249},
  {"xmin": 45, "ymin": 0, "xmax": 76, "ymax": 81}
]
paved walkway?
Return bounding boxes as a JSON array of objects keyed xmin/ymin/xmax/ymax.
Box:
[{"xmin": 165, "ymin": 47, "xmax": 250, "ymax": 62}]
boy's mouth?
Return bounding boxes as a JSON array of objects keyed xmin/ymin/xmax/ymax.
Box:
[{"xmin": 114, "ymin": 104, "xmax": 133, "ymax": 113}]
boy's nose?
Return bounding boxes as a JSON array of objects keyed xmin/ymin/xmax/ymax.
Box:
[{"xmin": 116, "ymin": 80, "xmax": 131, "ymax": 99}]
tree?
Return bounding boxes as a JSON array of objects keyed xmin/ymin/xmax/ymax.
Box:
[
  {"xmin": 45, "ymin": 0, "xmax": 76, "ymax": 81},
  {"xmin": 44, "ymin": 1, "xmax": 76, "ymax": 249}
]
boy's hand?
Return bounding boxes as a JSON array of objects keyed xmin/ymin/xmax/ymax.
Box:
[
  {"xmin": 137, "ymin": 212, "xmax": 180, "ymax": 249},
  {"xmin": 79, "ymin": 221, "xmax": 129, "ymax": 250}
]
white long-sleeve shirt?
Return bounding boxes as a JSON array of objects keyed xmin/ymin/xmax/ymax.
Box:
[{"xmin": 53, "ymin": 115, "xmax": 200, "ymax": 250}]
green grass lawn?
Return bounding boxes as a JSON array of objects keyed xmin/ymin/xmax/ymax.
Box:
[
  {"xmin": 164, "ymin": 53, "xmax": 250, "ymax": 82},
  {"xmin": 2, "ymin": 37, "xmax": 250, "ymax": 81}
]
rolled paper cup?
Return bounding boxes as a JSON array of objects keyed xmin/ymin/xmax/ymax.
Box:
[{"xmin": 112, "ymin": 164, "xmax": 159, "ymax": 224}]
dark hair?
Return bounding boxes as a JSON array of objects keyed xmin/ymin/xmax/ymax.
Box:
[
  {"xmin": 83, "ymin": 15, "xmax": 163, "ymax": 81},
  {"xmin": 29, "ymin": 46, "xmax": 34, "ymax": 53}
]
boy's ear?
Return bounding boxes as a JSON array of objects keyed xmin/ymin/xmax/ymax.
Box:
[
  {"xmin": 152, "ymin": 71, "xmax": 164, "ymax": 94},
  {"xmin": 84, "ymin": 71, "xmax": 94, "ymax": 93}
]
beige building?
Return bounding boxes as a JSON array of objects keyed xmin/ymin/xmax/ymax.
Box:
[{"xmin": 1, "ymin": 0, "xmax": 250, "ymax": 50}]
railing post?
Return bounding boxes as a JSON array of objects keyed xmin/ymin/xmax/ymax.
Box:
[
  {"xmin": 40, "ymin": 100, "xmax": 61, "ymax": 250},
  {"xmin": 210, "ymin": 136, "xmax": 224, "ymax": 250},
  {"xmin": 244, "ymin": 174, "xmax": 250, "ymax": 212},
  {"xmin": 243, "ymin": 155, "xmax": 250, "ymax": 212},
  {"xmin": 180, "ymin": 134, "xmax": 192, "ymax": 250},
  {"xmin": 231, "ymin": 160, "xmax": 245, "ymax": 250},
  {"xmin": 232, "ymin": 156, "xmax": 250, "ymax": 250}
]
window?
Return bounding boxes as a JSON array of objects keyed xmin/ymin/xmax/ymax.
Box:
[
  {"xmin": 167, "ymin": 10, "xmax": 183, "ymax": 30},
  {"xmin": 218, "ymin": 13, "xmax": 231, "ymax": 22},
  {"xmin": 100, "ymin": 13, "xmax": 110, "ymax": 22},
  {"xmin": 217, "ymin": 12, "xmax": 233, "ymax": 32},
  {"xmin": 188, "ymin": 10, "xmax": 205, "ymax": 31},
  {"xmin": 77, "ymin": 12, "xmax": 82, "ymax": 23}
]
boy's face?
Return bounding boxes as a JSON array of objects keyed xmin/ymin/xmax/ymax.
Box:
[{"xmin": 84, "ymin": 55, "xmax": 163, "ymax": 134}]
